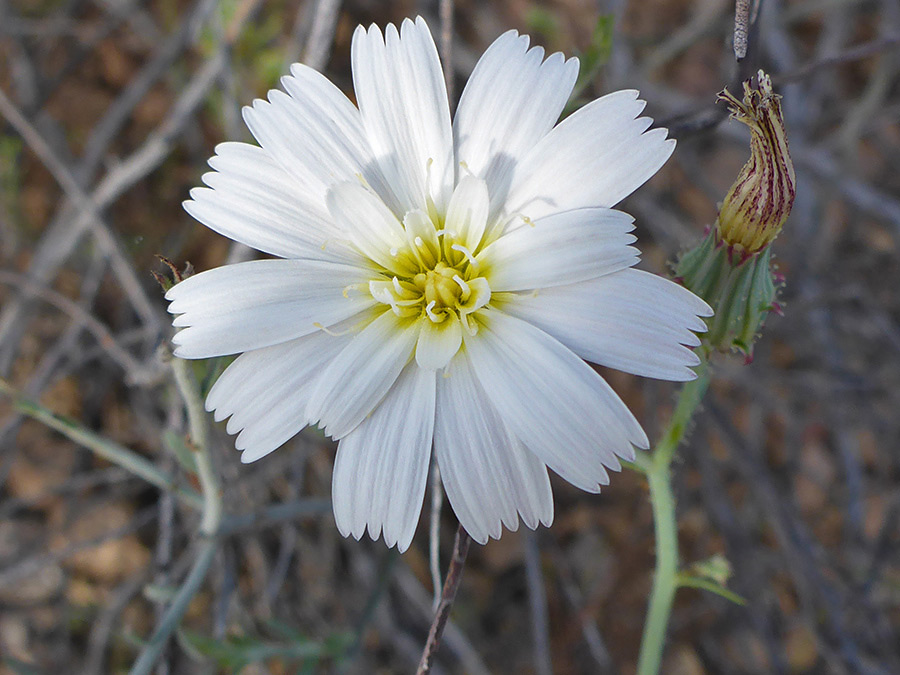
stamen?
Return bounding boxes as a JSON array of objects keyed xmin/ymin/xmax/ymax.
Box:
[
  {"xmin": 453, "ymin": 274, "xmax": 470, "ymax": 298},
  {"xmin": 451, "ymin": 243, "xmax": 478, "ymax": 267},
  {"xmin": 369, "ymin": 285, "xmax": 401, "ymax": 315}
]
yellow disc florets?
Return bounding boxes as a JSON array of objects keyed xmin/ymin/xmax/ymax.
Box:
[{"xmin": 369, "ymin": 215, "xmax": 491, "ymax": 334}]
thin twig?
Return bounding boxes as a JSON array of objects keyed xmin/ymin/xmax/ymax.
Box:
[
  {"xmin": 215, "ymin": 497, "xmax": 332, "ymax": 536},
  {"xmin": 0, "ymin": 0, "xmax": 263, "ymax": 372},
  {"xmin": 665, "ymin": 29, "xmax": 900, "ymax": 140},
  {"xmin": 428, "ymin": 461, "xmax": 443, "ymax": 609},
  {"xmin": 523, "ymin": 529, "xmax": 553, "ymax": 675},
  {"xmin": 0, "ymin": 86, "xmax": 160, "ymax": 332},
  {"xmin": 0, "ymin": 374, "xmax": 330, "ymax": 532},
  {"xmin": 78, "ymin": 0, "xmax": 215, "ymax": 185},
  {"xmin": 0, "ymin": 378, "xmax": 203, "ymax": 509},
  {"xmin": 300, "ymin": 0, "xmax": 342, "ymax": 71},
  {"xmin": 416, "ymin": 524, "xmax": 471, "ymax": 674},
  {"xmin": 0, "ymin": 269, "xmax": 158, "ymax": 384},
  {"xmin": 707, "ymin": 402, "xmax": 865, "ymax": 672},
  {"xmin": 734, "ymin": 0, "xmax": 752, "ymax": 60},
  {"xmin": 393, "ymin": 563, "xmax": 491, "ymax": 675},
  {"xmin": 84, "ymin": 572, "xmax": 151, "ymax": 675},
  {"xmin": 774, "ymin": 34, "xmax": 900, "ymax": 85},
  {"xmin": 0, "ymin": 505, "xmax": 158, "ymax": 588},
  {"xmin": 550, "ymin": 545, "xmax": 613, "ymax": 670}
]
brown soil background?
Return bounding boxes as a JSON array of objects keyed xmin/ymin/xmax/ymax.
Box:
[{"xmin": 1, "ymin": 0, "xmax": 899, "ymax": 673}]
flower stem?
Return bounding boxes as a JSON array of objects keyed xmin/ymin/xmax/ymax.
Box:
[
  {"xmin": 171, "ymin": 357, "xmax": 221, "ymax": 536},
  {"xmin": 416, "ymin": 524, "xmax": 471, "ymax": 674},
  {"xmin": 130, "ymin": 356, "xmax": 222, "ymax": 675},
  {"xmin": 636, "ymin": 357, "xmax": 711, "ymax": 675}
]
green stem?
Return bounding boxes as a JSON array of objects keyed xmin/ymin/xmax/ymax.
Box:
[
  {"xmin": 636, "ymin": 358, "xmax": 711, "ymax": 675},
  {"xmin": 129, "ymin": 537, "xmax": 217, "ymax": 675},
  {"xmin": 130, "ymin": 357, "xmax": 222, "ymax": 675},
  {"xmin": 171, "ymin": 357, "xmax": 221, "ymax": 535}
]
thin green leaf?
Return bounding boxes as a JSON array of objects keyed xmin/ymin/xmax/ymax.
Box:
[
  {"xmin": 177, "ymin": 628, "xmax": 350, "ymax": 671},
  {"xmin": 0, "ymin": 378, "xmax": 202, "ymax": 510},
  {"xmin": 676, "ymin": 573, "xmax": 747, "ymax": 606}
]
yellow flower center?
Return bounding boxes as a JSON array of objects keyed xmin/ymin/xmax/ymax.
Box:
[
  {"xmin": 368, "ymin": 209, "xmax": 491, "ymax": 334},
  {"xmin": 415, "ymin": 262, "xmax": 464, "ymax": 312}
]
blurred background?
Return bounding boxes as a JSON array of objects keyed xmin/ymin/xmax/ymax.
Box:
[{"xmin": 1, "ymin": 0, "xmax": 899, "ymax": 673}]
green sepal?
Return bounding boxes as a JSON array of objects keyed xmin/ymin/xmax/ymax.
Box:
[{"xmin": 675, "ymin": 230, "xmax": 778, "ymax": 357}]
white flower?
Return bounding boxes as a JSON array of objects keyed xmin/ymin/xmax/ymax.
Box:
[{"xmin": 166, "ymin": 17, "xmax": 713, "ymax": 551}]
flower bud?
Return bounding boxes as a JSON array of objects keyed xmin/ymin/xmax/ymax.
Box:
[
  {"xmin": 715, "ymin": 70, "xmax": 795, "ymax": 258},
  {"xmin": 674, "ymin": 71, "xmax": 794, "ymax": 357}
]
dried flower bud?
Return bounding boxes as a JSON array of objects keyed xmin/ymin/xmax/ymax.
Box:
[
  {"xmin": 715, "ymin": 71, "xmax": 795, "ymax": 258},
  {"xmin": 674, "ymin": 71, "xmax": 795, "ymax": 357}
]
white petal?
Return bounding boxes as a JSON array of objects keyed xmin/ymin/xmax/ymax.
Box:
[
  {"xmin": 453, "ymin": 30, "xmax": 579, "ymax": 217},
  {"xmin": 326, "ymin": 181, "xmax": 411, "ymax": 274},
  {"xmin": 502, "ymin": 269, "xmax": 712, "ymax": 381},
  {"xmin": 241, "ymin": 64, "xmax": 400, "ymax": 214},
  {"xmin": 435, "ymin": 352, "xmax": 553, "ymax": 544},
  {"xmin": 444, "ymin": 175, "xmax": 490, "ymax": 253},
  {"xmin": 204, "ymin": 327, "xmax": 353, "ymax": 462},
  {"xmin": 465, "ymin": 309, "xmax": 648, "ymax": 493},
  {"xmin": 166, "ymin": 259, "xmax": 375, "ymax": 358},
  {"xmin": 187, "ymin": 143, "xmax": 359, "ymax": 263},
  {"xmin": 504, "ymin": 90, "xmax": 675, "ymax": 220},
  {"xmin": 332, "ymin": 363, "xmax": 435, "ymax": 552},
  {"xmin": 477, "ymin": 208, "xmax": 639, "ymax": 291},
  {"xmin": 415, "ymin": 314, "xmax": 462, "ymax": 370},
  {"xmin": 351, "ymin": 18, "xmax": 453, "ymax": 215},
  {"xmin": 307, "ymin": 310, "xmax": 419, "ymax": 438}
]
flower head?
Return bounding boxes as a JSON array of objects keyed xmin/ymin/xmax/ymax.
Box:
[
  {"xmin": 715, "ymin": 70, "xmax": 795, "ymax": 258},
  {"xmin": 166, "ymin": 18, "xmax": 712, "ymax": 551},
  {"xmin": 675, "ymin": 70, "xmax": 793, "ymax": 356}
]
